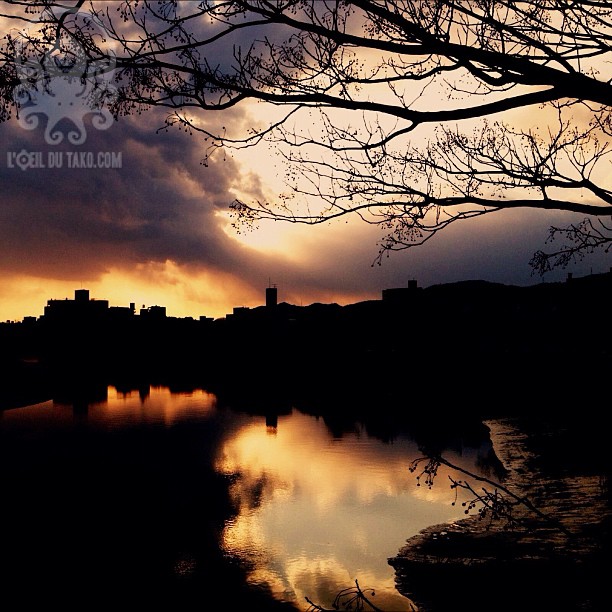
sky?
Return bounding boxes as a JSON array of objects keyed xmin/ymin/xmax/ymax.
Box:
[{"xmin": 1, "ymin": 4, "xmax": 609, "ymax": 322}]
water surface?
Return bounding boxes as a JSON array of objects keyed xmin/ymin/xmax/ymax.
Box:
[{"xmin": 0, "ymin": 386, "xmax": 491, "ymax": 610}]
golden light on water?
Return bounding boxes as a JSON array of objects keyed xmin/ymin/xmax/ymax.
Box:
[
  {"xmin": 92, "ymin": 386, "xmax": 217, "ymax": 427},
  {"xmin": 2, "ymin": 388, "xmax": 501, "ymax": 610},
  {"xmin": 1, "ymin": 386, "xmax": 217, "ymax": 428},
  {"xmin": 216, "ymin": 409, "xmax": 484, "ymax": 610}
]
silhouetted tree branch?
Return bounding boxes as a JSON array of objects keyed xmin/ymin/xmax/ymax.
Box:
[
  {"xmin": 1, "ymin": 1, "xmax": 611, "ymax": 268},
  {"xmin": 409, "ymin": 454, "xmax": 573, "ymax": 537},
  {"xmin": 529, "ymin": 217, "xmax": 612, "ymax": 273},
  {"xmin": 305, "ymin": 579, "xmax": 402, "ymax": 612}
]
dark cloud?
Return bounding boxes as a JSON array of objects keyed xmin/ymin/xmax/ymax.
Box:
[
  {"xmin": 1, "ymin": 91, "xmax": 609, "ymax": 314},
  {"xmin": 0, "ymin": 104, "xmax": 288, "ymax": 281}
]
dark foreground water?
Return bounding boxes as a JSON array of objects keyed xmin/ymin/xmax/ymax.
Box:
[{"xmin": 0, "ymin": 385, "xmax": 496, "ymax": 611}]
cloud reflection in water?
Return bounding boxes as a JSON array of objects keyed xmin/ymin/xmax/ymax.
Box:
[{"xmin": 216, "ymin": 409, "xmax": 486, "ymax": 610}]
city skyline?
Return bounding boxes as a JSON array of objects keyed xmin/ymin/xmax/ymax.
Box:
[
  {"xmin": 1, "ymin": 2, "xmax": 609, "ymax": 323},
  {"xmin": 3, "ymin": 265, "xmax": 609, "ymax": 325}
]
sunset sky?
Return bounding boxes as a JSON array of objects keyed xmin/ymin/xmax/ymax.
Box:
[{"xmin": 1, "ymin": 4, "xmax": 609, "ymax": 323}]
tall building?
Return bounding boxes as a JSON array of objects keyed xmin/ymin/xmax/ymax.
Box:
[{"xmin": 266, "ymin": 286, "xmax": 278, "ymax": 308}]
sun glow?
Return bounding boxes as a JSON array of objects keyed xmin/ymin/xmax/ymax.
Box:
[{"xmin": 0, "ymin": 262, "xmax": 263, "ymax": 322}]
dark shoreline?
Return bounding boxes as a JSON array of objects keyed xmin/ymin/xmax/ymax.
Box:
[{"xmin": 389, "ymin": 415, "xmax": 611, "ymax": 611}]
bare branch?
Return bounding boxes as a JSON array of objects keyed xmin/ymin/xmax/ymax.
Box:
[{"xmin": 1, "ymin": 1, "xmax": 611, "ymax": 271}]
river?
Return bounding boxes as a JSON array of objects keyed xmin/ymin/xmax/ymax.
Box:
[{"xmin": 0, "ymin": 384, "xmax": 497, "ymax": 611}]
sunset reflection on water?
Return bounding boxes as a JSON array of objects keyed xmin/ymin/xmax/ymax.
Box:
[
  {"xmin": 216, "ymin": 409, "xmax": 486, "ymax": 610},
  {"xmin": 85, "ymin": 386, "xmax": 217, "ymax": 427},
  {"xmin": 1, "ymin": 388, "xmax": 494, "ymax": 610},
  {"xmin": 1, "ymin": 386, "xmax": 217, "ymax": 429}
]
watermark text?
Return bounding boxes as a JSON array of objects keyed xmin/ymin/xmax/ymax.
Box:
[{"xmin": 7, "ymin": 149, "xmax": 123, "ymax": 171}]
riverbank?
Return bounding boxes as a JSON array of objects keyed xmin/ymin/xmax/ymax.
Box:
[{"xmin": 389, "ymin": 414, "xmax": 611, "ymax": 611}]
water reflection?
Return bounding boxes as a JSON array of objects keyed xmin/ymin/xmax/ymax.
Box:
[
  {"xmin": 0, "ymin": 385, "xmax": 244, "ymax": 611},
  {"xmin": 1, "ymin": 387, "xmax": 497, "ymax": 611},
  {"xmin": 80, "ymin": 385, "xmax": 217, "ymax": 427},
  {"xmin": 1, "ymin": 385, "xmax": 217, "ymax": 429},
  {"xmin": 216, "ymin": 409, "xmax": 488, "ymax": 610}
]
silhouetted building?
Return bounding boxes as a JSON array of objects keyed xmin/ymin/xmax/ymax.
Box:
[
  {"xmin": 44, "ymin": 289, "xmax": 109, "ymax": 321},
  {"xmin": 382, "ymin": 280, "xmax": 421, "ymax": 303},
  {"xmin": 139, "ymin": 305, "xmax": 167, "ymax": 319},
  {"xmin": 266, "ymin": 286, "xmax": 278, "ymax": 308},
  {"xmin": 108, "ymin": 306, "xmax": 134, "ymax": 320},
  {"xmin": 232, "ymin": 306, "xmax": 250, "ymax": 317},
  {"xmin": 75, "ymin": 289, "xmax": 89, "ymax": 303}
]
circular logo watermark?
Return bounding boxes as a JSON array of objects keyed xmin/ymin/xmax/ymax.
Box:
[{"xmin": 12, "ymin": 8, "xmax": 118, "ymax": 145}]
